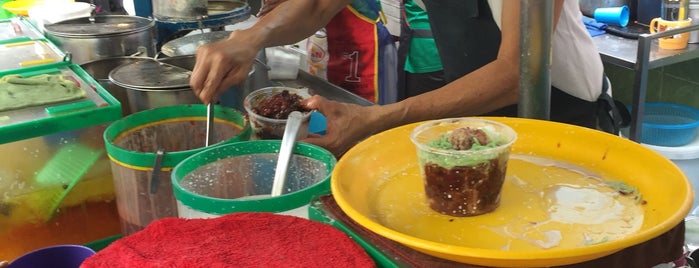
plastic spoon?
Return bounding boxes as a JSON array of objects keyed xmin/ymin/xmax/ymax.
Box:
[{"xmin": 271, "ymin": 111, "xmax": 303, "ymax": 197}]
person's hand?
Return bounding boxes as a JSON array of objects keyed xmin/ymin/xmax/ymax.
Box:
[
  {"xmin": 190, "ymin": 31, "xmax": 260, "ymax": 104},
  {"xmin": 301, "ymin": 95, "xmax": 377, "ymax": 158}
]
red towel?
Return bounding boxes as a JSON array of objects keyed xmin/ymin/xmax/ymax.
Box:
[{"xmin": 81, "ymin": 212, "xmax": 376, "ymax": 268}]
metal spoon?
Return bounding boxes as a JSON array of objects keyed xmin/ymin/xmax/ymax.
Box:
[
  {"xmin": 205, "ymin": 102, "xmax": 214, "ymax": 147},
  {"xmin": 271, "ymin": 111, "xmax": 304, "ymax": 197},
  {"xmin": 150, "ymin": 57, "xmax": 214, "ymax": 147},
  {"xmin": 149, "ymin": 148, "xmax": 165, "ymax": 194}
]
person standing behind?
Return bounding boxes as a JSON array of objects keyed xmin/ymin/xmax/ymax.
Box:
[
  {"xmin": 77, "ymin": 0, "xmax": 126, "ymax": 14},
  {"xmin": 397, "ymin": 0, "xmax": 445, "ymax": 100},
  {"xmin": 189, "ymin": 0, "xmax": 626, "ymax": 157},
  {"xmin": 324, "ymin": 0, "xmax": 398, "ymax": 104},
  {"xmin": 259, "ymin": 0, "xmax": 398, "ymax": 105}
]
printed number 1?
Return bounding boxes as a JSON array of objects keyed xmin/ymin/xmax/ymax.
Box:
[{"xmin": 343, "ymin": 51, "xmax": 360, "ymax": 83}]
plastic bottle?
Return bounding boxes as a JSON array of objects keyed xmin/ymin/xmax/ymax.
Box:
[
  {"xmin": 662, "ymin": 0, "xmax": 690, "ymax": 21},
  {"xmin": 306, "ymin": 28, "xmax": 328, "ymax": 80}
]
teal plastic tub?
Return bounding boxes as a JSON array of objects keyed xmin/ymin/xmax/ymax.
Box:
[{"xmin": 636, "ymin": 102, "xmax": 699, "ymax": 147}]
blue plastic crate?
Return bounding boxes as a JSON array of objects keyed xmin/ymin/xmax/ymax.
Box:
[{"xmin": 637, "ymin": 102, "xmax": 699, "ymax": 147}]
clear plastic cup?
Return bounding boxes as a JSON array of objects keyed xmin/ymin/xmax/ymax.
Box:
[
  {"xmin": 243, "ymin": 87, "xmax": 312, "ymax": 140},
  {"xmin": 410, "ymin": 118, "xmax": 517, "ymax": 216},
  {"xmin": 266, "ymin": 46, "xmax": 301, "ymax": 80}
]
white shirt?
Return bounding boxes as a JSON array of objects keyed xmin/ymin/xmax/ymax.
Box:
[{"xmin": 488, "ymin": 0, "xmax": 604, "ymax": 101}]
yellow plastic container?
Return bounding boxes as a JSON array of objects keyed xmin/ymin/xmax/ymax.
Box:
[
  {"xmin": 1, "ymin": 0, "xmax": 75, "ymax": 16},
  {"xmin": 0, "ymin": 64, "xmax": 122, "ymax": 261},
  {"xmin": 0, "ymin": 0, "xmax": 16, "ymax": 18}
]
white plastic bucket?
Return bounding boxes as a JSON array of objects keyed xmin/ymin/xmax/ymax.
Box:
[{"xmin": 28, "ymin": 2, "xmax": 93, "ymax": 32}]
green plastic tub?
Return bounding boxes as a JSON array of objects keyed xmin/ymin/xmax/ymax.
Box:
[{"xmin": 172, "ymin": 140, "xmax": 336, "ymax": 219}]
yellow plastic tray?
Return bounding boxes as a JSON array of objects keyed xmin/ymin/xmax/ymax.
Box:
[
  {"xmin": 331, "ymin": 117, "xmax": 693, "ymax": 267},
  {"xmin": 2, "ymin": 0, "xmax": 74, "ymax": 16}
]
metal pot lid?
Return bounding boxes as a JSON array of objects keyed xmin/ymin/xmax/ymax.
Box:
[
  {"xmin": 44, "ymin": 15, "xmax": 154, "ymax": 37},
  {"xmin": 161, "ymin": 31, "xmax": 232, "ymax": 57},
  {"xmin": 109, "ymin": 59, "xmax": 191, "ymax": 90}
]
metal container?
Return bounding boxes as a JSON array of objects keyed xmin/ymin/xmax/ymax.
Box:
[
  {"xmin": 157, "ymin": 54, "xmax": 271, "ymax": 111},
  {"xmin": 152, "ymin": 0, "xmax": 208, "ymax": 21},
  {"xmin": 161, "ymin": 30, "xmax": 232, "ymax": 57},
  {"xmin": 43, "ymin": 15, "xmax": 156, "ymax": 64},
  {"xmin": 579, "ymin": 0, "xmax": 629, "ymax": 17},
  {"xmin": 662, "ymin": 0, "xmax": 690, "ymax": 20},
  {"xmin": 690, "ymin": 3, "xmax": 699, "ymax": 43},
  {"xmin": 80, "ymin": 57, "xmax": 150, "ymax": 116},
  {"xmin": 108, "ymin": 58, "xmax": 200, "ymax": 113},
  {"xmin": 152, "ymin": 0, "xmax": 249, "ymax": 21}
]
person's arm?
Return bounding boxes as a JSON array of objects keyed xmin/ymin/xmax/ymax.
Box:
[
  {"xmin": 303, "ymin": 0, "xmax": 565, "ymax": 157},
  {"xmin": 256, "ymin": 0, "xmax": 286, "ymax": 17},
  {"xmin": 377, "ymin": 0, "xmax": 566, "ymax": 128},
  {"xmin": 373, "ymin": 1, "xmax": 530, "ymax": 128},
  {"xmin": 190, "ymin": 0, "xmax": 352, "ymax": 104}
]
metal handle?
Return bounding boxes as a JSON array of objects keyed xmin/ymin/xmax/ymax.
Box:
[
  {"xmin": 153, "ymin": 50, "xmax": 165, "ymax": 61},
  {"xmin": 129, "ymin": 46, "xmax": 148, "ymax": 57},
  {"xmin": 271, "ymin": 111, "xmax": 303, "ymax": 196},
  {"xmin": 149, "ymin": 148, "xmax": 165, "ymax": 194},
  {"xmin": 88, "ymin": 4, "xmax": 97, "ymax": 23},
  {"xmin": 254, "ymin": 57, "xmax": 271, "ymax": 71},
  {"xmin": 205, "ymin": 103, "xmax": 215, "ymax": 147}
]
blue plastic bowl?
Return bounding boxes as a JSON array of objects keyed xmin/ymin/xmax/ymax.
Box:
[
  {"xmin": 636, "ymin": 102, "xmax": 699, "ymax": 147},
  {"xmin": 9, "ymin": 244, "xmax": 95, "ymax": 268}
]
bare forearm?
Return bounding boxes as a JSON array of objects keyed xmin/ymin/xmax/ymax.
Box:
[
  {"xmin": 238, "ymin": 0, "xmax": 351, "ymax": 50},
  {"xmin": 373, "ymin": 59, "xmax": 520, "ymax": 132},
  {"xmin": 372, "ymin": 0, "xmax": 562, "ymax": 132}
]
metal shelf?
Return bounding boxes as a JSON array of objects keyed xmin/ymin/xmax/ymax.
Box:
[
  {"xmin": 274, "ymin": 69, "xmax": 374, "ymax": 107},
  {"xmin": 593, "ymin": 24, "xmax": 699, "ymax": 142},
  {"xmin": 594, "ymin": 34, "xmax": 699, "ymax": 69}
]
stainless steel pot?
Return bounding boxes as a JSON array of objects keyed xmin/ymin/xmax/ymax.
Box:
[
  {"xmin": 690, "ymin": 3, "xmax": 699, "ymax": 43},
  {"xmin": 152, "ymin": 0, "xmax": 208, "ymax": 21},
  {"xmin": 44, "ymin": 15, "xmax": 156, "ymax": 64},
  {"xmin": 161, "ymin": 31, "xmax": 232, "ymax": 57},
  {"xmin": 157, "ymin": 54, "xmax": 271, "ymax": 111},
  {"xmin": 81, "ymin": 56, "xmax": 151, "ymax": 116},
  {"xmin": 108, "ymin": 58, "xmax": 200, "ymax": 113},
  {"xmin": 153, "ymin": 0, "xmax": 248, "ymax": 21},
  {"xmin": 579, "ymin": 0, "xmax": 629, "ymax": 17}
]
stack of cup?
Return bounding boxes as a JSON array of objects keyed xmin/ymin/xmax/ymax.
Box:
[{"xmin": 266, "ymin": 46, "xmax": 301, "ymax": 80}]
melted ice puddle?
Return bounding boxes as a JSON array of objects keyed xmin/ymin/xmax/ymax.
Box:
[
  {"xmin": 368, "ymin": 154, "xmax": 644, "ymax": 251},
  {"xmin": 484, "ymin": 155, "xmax": 644, "ymax": 249}
]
